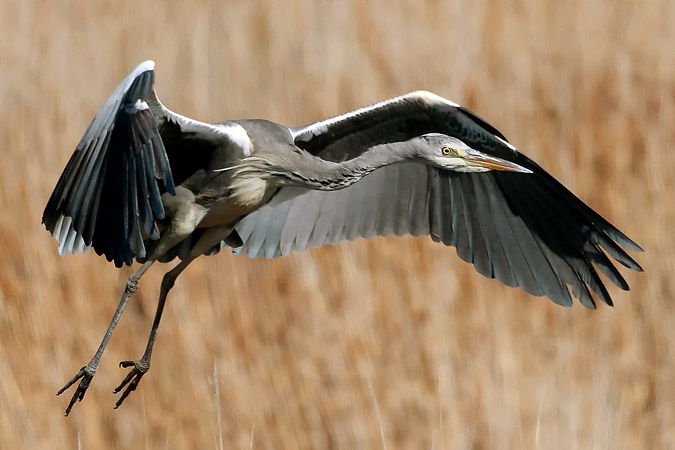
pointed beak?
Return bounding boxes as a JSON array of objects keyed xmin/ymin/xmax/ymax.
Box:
[{"xmin": 464, "ymin": 148, "xmax": 532, "ymax": 173}]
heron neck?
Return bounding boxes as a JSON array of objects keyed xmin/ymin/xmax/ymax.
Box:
[{"xmin": 304, "ymin": 141, "xmax": 419, "ymax": 191}]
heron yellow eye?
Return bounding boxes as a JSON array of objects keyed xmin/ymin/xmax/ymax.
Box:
[{"xmin": 442, "ymin": 147, "xmax": 452, "ymax": 155}]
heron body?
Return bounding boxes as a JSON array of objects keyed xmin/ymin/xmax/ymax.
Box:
[{"xmin": 43, "ymin": 61, "xmax": 642, "ymax": 415}]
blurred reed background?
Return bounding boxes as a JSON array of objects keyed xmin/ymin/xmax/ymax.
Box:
[{"xmin": 0, "ymin": 0, "xmax": 672, "ymax": 448}]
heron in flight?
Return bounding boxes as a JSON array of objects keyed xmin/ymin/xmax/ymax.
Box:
[{"xmin": 43, "ymin": 61, "xmax": 642, "ymax": 415}]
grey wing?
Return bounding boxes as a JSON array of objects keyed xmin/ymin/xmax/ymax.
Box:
[
  {"xmin": 235, "ymin": 163, "xmax": 431, "ymax": 259},
  {"xmin": 43, "ymin": 61, "xmax": 225, "ymax": 267},
  {"xmin": 235, "ymin": 91, "xmax": 642, "ymax": 308}
]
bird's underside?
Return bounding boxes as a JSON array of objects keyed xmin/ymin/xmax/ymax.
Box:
[{"xmin": 43, "ymin": 60, "xmax": 642, "ymax": 415}]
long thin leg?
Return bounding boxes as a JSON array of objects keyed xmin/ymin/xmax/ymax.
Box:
[
  {"xmin": 112, "ymin": 255, "xmax": 197, "ymax": 407},
  {"xmin": 112, "ymin": 226, "xmax": 231, "ymax": 408},
  {"xmin": 57, "ymin": 260, "xmax": 154, "ymax": 416},
  {"xmin": 57, "ymin": 231, "xmax": 188, "ymax": 416}
]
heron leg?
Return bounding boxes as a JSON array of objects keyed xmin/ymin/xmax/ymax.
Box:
[
  {"xmin": 57, "ymin": 231, "xmax": 191, "ymax": 416},
  {"xmin": 57, "ymin": 259, "xmax": 154, "ymax": 415},
  {"xmin": 112, "ymin": 226, "xmax": 232, "ymax": 409}
]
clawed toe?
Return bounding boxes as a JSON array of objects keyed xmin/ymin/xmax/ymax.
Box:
[
  {"xmin": 57, "ymin": 359, "xmax": 151, "ymax": 414},
  {"xmin": 113, "ymin": 359, "xmax": 149, "ymax": 408},
  {"xmin": 57, "ymin": 365, "xmax": 96, "ymax": 416}
]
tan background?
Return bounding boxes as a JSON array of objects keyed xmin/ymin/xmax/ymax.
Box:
[{"xmin": 1, "ymin": 1, "xmax": 672, "ymax": 448}]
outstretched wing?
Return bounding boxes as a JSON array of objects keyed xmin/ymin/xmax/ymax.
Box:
[
  {"xmin": 235, "ymin": 91, "xmax": 642, "ymax": 308},
  {"xmin": 43, "ymin": 61, "xmax": 228, "ymax": 267}
]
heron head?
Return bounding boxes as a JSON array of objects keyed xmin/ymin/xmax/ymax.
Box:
[{"xmin": 417, "ymin": 134, "xmax": 531, "ymax": 173}]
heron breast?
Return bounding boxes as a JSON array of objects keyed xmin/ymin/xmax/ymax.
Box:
[{"xmin": 229, "ymin": 176, "xmax": 269, "ymax": 207}]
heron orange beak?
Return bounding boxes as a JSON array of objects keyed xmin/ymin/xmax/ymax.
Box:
[{"xmin": 464, "ymin": 149, "xmax": 532, "ymax": 173}]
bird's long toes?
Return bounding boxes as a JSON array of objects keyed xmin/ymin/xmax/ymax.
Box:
[
  {"xmin": 58, "ymin": 365, "xmax": 96, "ymax": 416},
  {"xmin": 113, "ymin": 359, "xmax": 149, "ymax": 409}
]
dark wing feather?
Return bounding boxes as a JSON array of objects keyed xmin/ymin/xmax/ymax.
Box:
[
  {"xmin": 43, "ymin": 61, "xmax": 228, "ymax": 266},
  {"xmin": 236, "ymin": 91, "xmax": 641, "ymax": 307}
]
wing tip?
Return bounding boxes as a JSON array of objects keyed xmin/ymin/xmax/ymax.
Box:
[
  {"xmin": 619, "ymin": 236, "xmax": 644, "ymax": 253},
  {"xmin": 47, "ymin": 214, "xmax": 92, "ymax": 257}
]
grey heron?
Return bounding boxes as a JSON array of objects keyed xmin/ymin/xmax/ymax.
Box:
[{"xmin": 43, "ymin": 61, "xmax": 642, "ymax": 416}]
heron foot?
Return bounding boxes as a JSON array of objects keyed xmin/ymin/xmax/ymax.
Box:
[
  {"xmin": 113, "ymin": 359, "xmax": 150, "ymax": 408},
  {"xmin": 57, "ymin": 364, "xmax": 97, "ymax": 416}
]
